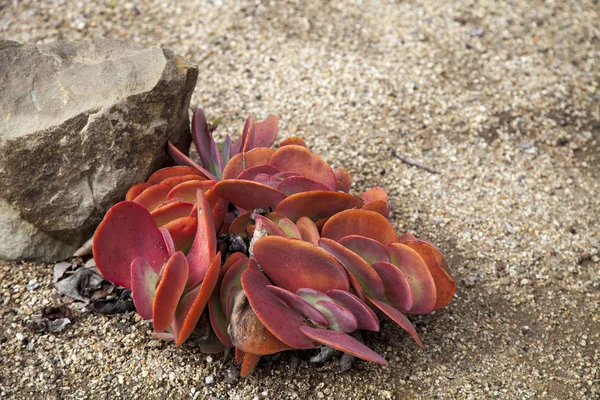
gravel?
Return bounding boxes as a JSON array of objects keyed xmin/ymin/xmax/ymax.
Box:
[{"xmin": 1, "ymin": 0, "xmax": 599, "ymax": 399}]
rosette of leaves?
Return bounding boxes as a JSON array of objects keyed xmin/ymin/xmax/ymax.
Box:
[{"xmin": 93, "ymin": 109, "xmax": 456, "ymax": 376}]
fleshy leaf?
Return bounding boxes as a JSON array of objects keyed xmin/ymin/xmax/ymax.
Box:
[
  {"xmin": 266, "ymin": 285, "xmax": 329, "ymax": 326},
  {"xmin": 153, "ymin": 252, "xmax": 189, "ymax": 332},
  {"xmin": 318, "ymin": 238, "xmax": 385, "ymax": 299},
  {"xmin": 253, "ymin": 173, "xmax": 281, "ymax": 189},
  {"xmin": 126, "ymin": 182, "xmax": 152, "ymax": 201},
  {"xmin": 151, "ymin": 201, "xmax": 195, "ymax": 227},
  {"xmin": 398, "ymin": 239, "xmax": 456, "ymax": 311},
  {"xmin": 167, "ymin": 142, "xmax": 218, "ymax": 181},
  {"xmin": 229, "ymin": 211, "xmax": 253, "ymax": 238},
  {"xmin": 279, "ymin": 137, "xmax": 307, "ymax": 147},
  {"xmin": 159, "ymin": 227, "xmax": 177, "ymax": 257},
  {"xmin": 360, "ymin": 187, "xmax": 389, "ymax": 205},
  {"xmin": 212, "ymin": 198, "xmax": 229, "ymax": 234},
  {"xmin": 240, "ymin": 114, "xmax": 256, "ymax": 153},
  {"xmin": 360, "ymin": 200, "xmax": 389, "ymax": 217},
  {"xmin": 220, "ymin": 257, "xmax": 250, "ymax": 316},
  {"xmin": 254, "ymin": 215, "xmax": 286, "ymax": 237},
  {"xmin": 147, "ymin": 166, "xmax": 207, "ymax": 184},
  {"xmin": 237, "ymin": 165, "xmax": 280, "ymax": 181},
  {"xmin": 387, "ymin": 244, "xmax": 436, "ymax": 314},
  {"xmin": 240, "ymin": 353, "xmax": 261, "ymax": 378},
  {"xmin": 166, "ymin": 180, "xmax": 217, "ymax": 202},
  {"xmin": 160, "ymin": 175, "xmax": 206, "ymax": 188},
  {"xmin": 130, "ymin": 257, "xmax": 159, "ymax": 320},
  {"xmin": 321, "ymin": 210, "xmax": 397, "ymax": 245},
  {"xmin": 296, "ymin": 216, "xmax": 320, "ymax": 245},
  {"xmin": 133, "ymin": 183, "xmax": 171, "ymax": 212},
  {"xmin": 253, "ymin": 115, "xmax": 279, "ymax": 148},
  {"xmin": 173, "ymin": 252, "xmax": 221, "ymax": 345},
  {"xmin": 93, "ymin": 201, "xmax": 169, "ymax": 288},
  {"xmin": 214, "ymin": 180, "xmax": 286, "ymax": 210},
  {"xmin": 222, "ymin": 134, "xmax": 232, "ymax": 166},
  {"xmin": 275, "ymin": 191, "xmax": 363, "ymax": 222},
  {"xmin": 219, "ymin": 252, "xmax": 249, "ymax": 279},
  {"xmin": 296, "ymin": 288, "xmax": 358, "ymax": 332},
  {"xmin": 326, "ymin": 289, "xmax": 379, "ymax": 331},
  {"xmin": 277, "ymin": 176, "xmax": 332, "ymax": 196},
  {"xmin": 222, "ymin": 148, "xmax": 275, "ymax": 180},
  {"xmin": 162, "ymin": 216, "xmax": 197, "ymax": 254},
  {"xmin": 229, "ymin": 290, "xmax": 291, "ymax": 356},
  {"xmin": 299, "ymin": 326, "xmax": 388, "ymax": 365},
  {"xmin": 278, "ymin": 218, "xmax": 302, "ymax": 239},
  {"xmin": 269, "ymin": 145, "xmax": 337, "ymax": 190},
  {"xmin": 371, "ymin": 261, "xmax": 414, "ymax": 311},
  {"xmin": 186, "ymin": 190, "xmax": 217, "ymax": 288},
  {"xmin": 208, "ymin": 290, "xmax": 233, "ymax": 347},
  {"xmin": 338, "ymin": 235, "xmax": 390, "ymax": 264},
  {"xmin": 367, "ymin": 297, "xmax": 423, "ymax": 348},
  {"xmin": 272, "ymin": 171, "xmax": 301, "ymax": 180},
  {"xmin": 241, "ymin": 268, "xmax": 316, "ymax": 349},
  {"xmin": 192, "ymin": 108, "xmax": 223, "ymax": 179},
  {"xmin": 333, "ymin": 168, "xmax": 352, "ymax": 193},
  {"xmin": 253, "ymin": 236, "xmax": 349, "ymax": 293}
]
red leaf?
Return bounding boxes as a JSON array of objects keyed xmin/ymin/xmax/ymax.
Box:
[
  {"xmin": 279, "ymin": 137, "xmax": 307, "ymax": 148},
  {"xmin": 237, "ymin": 165, "xmax": 280, "ymax": 181},
  {"xmin": 166, "ymin": 180, "xmax": 217, "ymax": 202},
  {"xmin": 326, "ymin": 289, "xmax": 379, "ymax": 331},
  {"xmin": 253, "ymin": 236, "xmax": 349, "ymax": 293},
  {"xmin": 371, "ymin": 261, "xmax": 414, "ymax": 311},
  {"xmin": 151, "ymin": 201, "xmax": 195, "ymax": 227},
  {"xmin": 186, "ymin": 190, "xmax": 217, "ymax": 288},
  {"xmin": 253, "ymin": 115, "xmax": 279, "ymax": 148},
  {"xmin": 367, "ymin": 297, "xmax": 423, "ymax": 348},
  {"xmin": 398, "ymin": 239, "xmax": 456, "ymax": 311},
  {"xmin": 296, "ymin": 216, "xmax": 320, "ymax": 245},
  {"xmin": 321, "ymin": 210, "xmax": 397, "ymax": 245},
  {"xmin": 153, "ymin": 252, "xmax": 189, "ymax": 332},
  {"xmin": 167, "ymin": 142, "xmax": 218, "ymax": 181},
  {"xmin": 299, "ymin": 326, "xmax": 388, "ymax": 365},
  {"xmin": 241, "ymin": 268, "xmax": 316, "ymax": 349},
  {"xmin": 162, "ymin": 216, "xmax": 197, "ymax": 254},
  {"xmin": 93, "ymin": 201, "xmax": 169, "ymax": 288},
  {"xmin": 318, "ymin": 238, "xmax": 385, "ymax": 299},
  {"xmin": 130, "ymin": 257, "xmax": 159, "ymax": 320},
  {"xmin": 240, "ymin": 353, "xmax": 261, "ymax": 378},
  {"xmin": 159, "ymin": 227, "xmax": 177, "ymax": 257},
  {"xmin": 333, "ymin": 168, "xmax": 352, "ymax": 193},
  {"xmin": 275, "ymin": 191, "xmax": 363, "ymax": 222},
  {"xmin": 387, "ymin": 244, "xmax": 436, "ymax": 314},
  {"xmin": 222, "ymin": 148, "xmax": 275, "ymax": 180},
  {"xmin": 133, "ymin": 183, "xmax": 171, "ymax": 212},
  {"xmin": 174, "ymin": 252, "xmax": 221, "ymax": 345},
  {"xmin": 269, "ymin": 145, "xmax": 337, "ymax": 190},
  {"xmin": 266, "ymin": 285, "xmax": 329, "ymax": 326},
  {"xmin": 214, "ymin": 180, "xmax": 286, "ymax": 211},
  {"xmin": 148, "ymin": 166, "xmax": 207, "ymax": 184},
  {"xmin": 126, "ymin": 182, "xmax": 152, "ymax": 201},
  {"xmin": 338, "ymin": 235, "xmax": 390, "ymax": 264}
]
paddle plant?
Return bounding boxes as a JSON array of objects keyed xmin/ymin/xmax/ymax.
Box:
[{"xmin": 92, "ymin": 109, "xmax": 456, "ymax": 377}]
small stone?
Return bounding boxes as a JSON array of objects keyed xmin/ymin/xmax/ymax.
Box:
[
  {"xmin": 15, "ymin": 332, "xmax": 24, "ymax": 341},
  {"xmin": 521, "ymin": 278, "xmax": 530, "ymax": 286},
  {"xmin": 26, "ymin": 279, "xmax": 39, "ymax": 291},
  {"xmin": 204, "ymin": 375, "xmax": 214, "ymax": 385}
]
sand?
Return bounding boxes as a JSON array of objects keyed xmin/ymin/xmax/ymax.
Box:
[{"xmin": 1, "ymin": 0, "xmax": 599, "ymax": 398}]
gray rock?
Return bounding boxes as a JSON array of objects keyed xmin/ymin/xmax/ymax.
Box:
[{"xmin": 0, "ymin": 39, "xmax": 198, "ymax": 262}]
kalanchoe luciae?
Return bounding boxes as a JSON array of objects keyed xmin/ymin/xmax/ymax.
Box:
[{"xmin": 92, "ymin": 108, "xmax": 456, "ymax": 377}]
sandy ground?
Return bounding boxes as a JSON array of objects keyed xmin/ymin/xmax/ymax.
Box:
[{"xmin": 1, "ymin": 0, "xmax": 599, "ymax": 399}]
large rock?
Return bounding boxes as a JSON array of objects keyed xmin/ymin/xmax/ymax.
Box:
[{"xmin": 0, "ymin": 39, "xmax": 198, "ymax": 262}]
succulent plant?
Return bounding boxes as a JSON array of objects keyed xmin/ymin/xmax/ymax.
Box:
[{"xmin": 92, "ymin": 109, "xmax": 456, "ymax": 377}]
